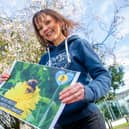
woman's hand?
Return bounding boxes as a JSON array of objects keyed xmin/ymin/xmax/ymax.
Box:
[
  {"xmin": 0, "ymin": 72, "xmax": 10, "ymax": 83},
  {"xmin": 59, "ymin": 82, "xmax": 85, "ymax": 104}
]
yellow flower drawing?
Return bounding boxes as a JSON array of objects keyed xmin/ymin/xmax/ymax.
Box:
[
  {"xmin": 0, "ymin": 80, "xmax": 40, "ymax": 119},
  {"xmin": 58, "ymin": 74, "xmax": 68, "ymax": 83}
]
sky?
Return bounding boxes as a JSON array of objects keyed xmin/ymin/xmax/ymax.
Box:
[
  {"xmin": 0, "ymin": 0, "xmax": 31, "ymax": 17},
  {"xmin": 0, "ymin": 0, "xmax": 129, "ymax": 92}
]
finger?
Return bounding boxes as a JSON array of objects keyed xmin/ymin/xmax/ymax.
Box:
[
  {"xmin": 0, "ymin": 77, "xmax": 8, "ymax": 83},
  {"xmin": 59, "ymin": 83, "xmax": 80, "ymax": 96},
  {"xmin": 0, "ymin": 73, "xmax": 10, "ymax": 83},
  {"xmin": 1, "ymin": 73, "xmax": 10, "ymax": 78},
  {"xmin": 59, "ymin": 83, "xmax": 84, "ymax": 100},
  {"xmin": 61, "ymin": 90, "xmax": 83, "ymax": 104},
  {"xmin": 59, "ymin": 87, "xmax": 77, "ymax": 100},
  {"xmin": 61, "ymin": 91, "xmax": 81, "ymax": 104},
  {"xmin": 59, "ymin": 86, "xmax": 73, "ymax": 95}
]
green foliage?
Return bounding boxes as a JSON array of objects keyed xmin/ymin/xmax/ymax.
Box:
[
  {"xmin": 0, "ymin": 38, "xmax": 8, "ymax": 58},
  {"xmin": 109, "ymin": 64, "xmax": 125, "ymax": 94},
  {"xmin": 97, "ymin": 64, "xmax": 125, "ymax": 121},
  {"xmin": 114, "ymin": 122, "xmax": 129, "ymax": 129},
  {"xmin": 98, "ymin": 100, "xmax": 123, "ymax": 120},
  {"xmin": 97, "ymin": 64, "xmax": 125, "ymax": 104}
]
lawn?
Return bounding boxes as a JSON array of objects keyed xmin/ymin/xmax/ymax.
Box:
[{"xmin": 113, "ymin": 122, "xmax": 129, "ymax": 129}]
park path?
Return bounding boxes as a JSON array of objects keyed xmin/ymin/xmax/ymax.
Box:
[
  {"xmin": 107, "ymin": 126, "xmax": 129, "ymax": 129},
  {"xmin": 119, "ymin": 127, "xmax": 129, "ymax": 129}
]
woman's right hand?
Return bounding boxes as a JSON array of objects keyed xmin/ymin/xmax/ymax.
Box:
[{"xmin": 0, "ymin": 73, "xmax": 10, "ymax": 83}]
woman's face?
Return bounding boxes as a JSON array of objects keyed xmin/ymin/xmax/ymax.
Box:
[{"xmin": 35, "ymin": 13, "xmax": 65, "ymax": 46}]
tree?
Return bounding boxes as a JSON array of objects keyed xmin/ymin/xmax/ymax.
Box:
[{"xmin": 109, "ymin": 64, "xmax": 125, "ymax": 94}]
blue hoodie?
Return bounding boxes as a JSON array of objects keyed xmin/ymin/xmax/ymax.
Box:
[{"xmin": 39, "ymin": 35, "xmax": 111, "ymax": 125}]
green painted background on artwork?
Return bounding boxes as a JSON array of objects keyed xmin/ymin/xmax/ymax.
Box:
[{"xmin": 0, "ymin": 61, "xmax": 77, "ymax": 129}]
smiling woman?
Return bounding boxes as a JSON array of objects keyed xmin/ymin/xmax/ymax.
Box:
[{"xmin": 32, "ymin": 8, "xmax": 111, "ymax": 129}]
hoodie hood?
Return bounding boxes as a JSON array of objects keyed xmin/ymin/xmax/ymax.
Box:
[{"xmin": 48, "ymin": 35, "xmax": 80, "ymax": 50}]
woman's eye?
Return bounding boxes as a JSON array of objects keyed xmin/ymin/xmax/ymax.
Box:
[
  {"xmin": 38, "ymin": 27, "xmax": 43, "ymax": 31},
  {"xmin": 45, "ymin": 20, "xmax": 51, "ymax": 25}
]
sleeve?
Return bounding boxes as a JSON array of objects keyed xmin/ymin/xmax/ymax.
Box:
[{"xmin": 73, "ymin": 39, "xmax": 111, "ymax": 103}]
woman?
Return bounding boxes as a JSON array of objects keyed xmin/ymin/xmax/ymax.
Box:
[
  {"xmin": 32, "ymin": 9, "xmax": 111, "ymax": 129},
  {"xmin": 1, "ymin": 8, "xmax": 111, "ymax": 129}
]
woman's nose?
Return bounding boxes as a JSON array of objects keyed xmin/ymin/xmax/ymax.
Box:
[{"xmin": 43, "ymin": 25, "xmax": 49, "ymax": 33}]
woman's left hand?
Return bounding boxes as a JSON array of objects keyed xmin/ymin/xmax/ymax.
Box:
[{"xmin": 59, "ymin": 82, "xmax": 85, "ymax": 104}]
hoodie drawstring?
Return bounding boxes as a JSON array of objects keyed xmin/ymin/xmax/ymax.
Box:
[
  {"xmin": 47, "ymin": 36, "xmax": 71, "ymax": 67},
  {"xmin": 47, "ymin": 47, "xmax": 52, "ymax": 67},
  {"xmin": 65, "ymin": 37, "xmax": 71, "ymax": 63}
]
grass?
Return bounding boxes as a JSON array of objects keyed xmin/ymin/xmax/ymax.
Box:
[{"xmin": 113, "ymin": 122, "xmax": 129, "ymax": 129}]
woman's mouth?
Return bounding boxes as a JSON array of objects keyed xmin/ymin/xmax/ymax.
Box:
[{"xmin": 45, "ymin": 29, "xmax": 54, "ymax": 37}]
